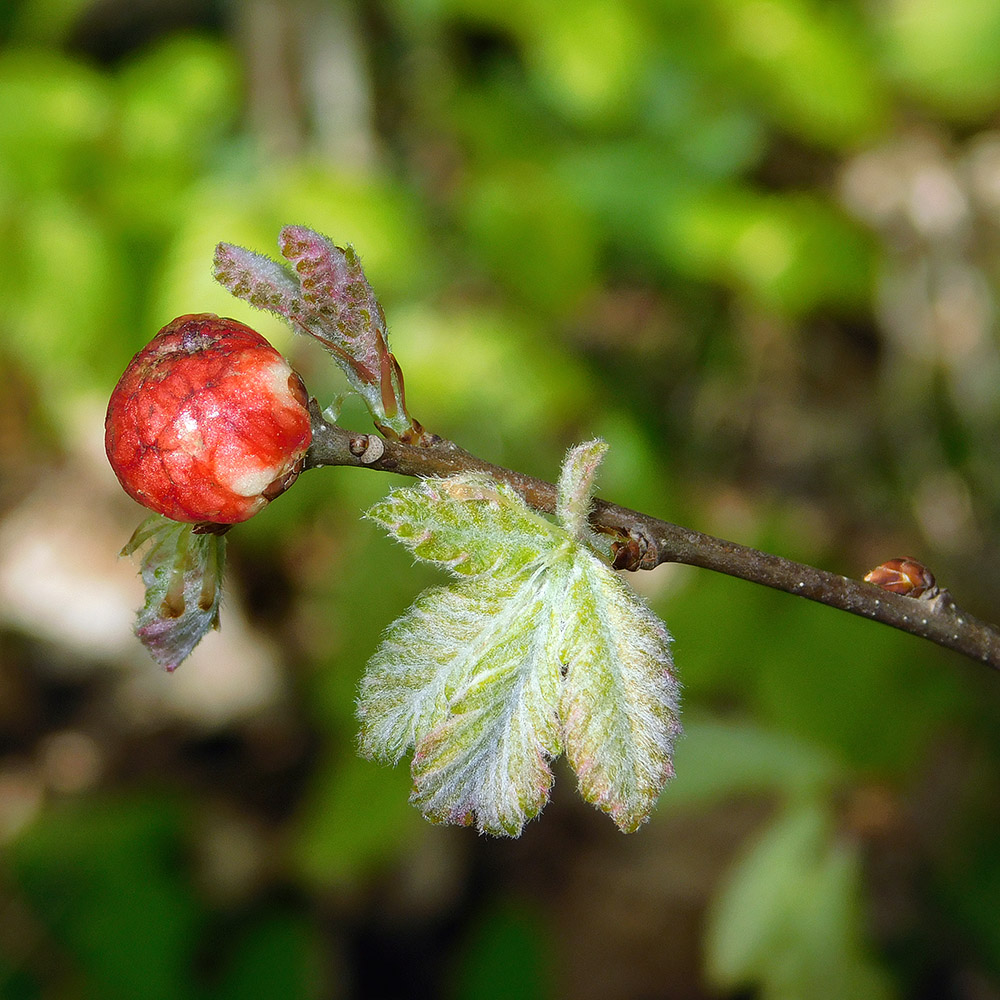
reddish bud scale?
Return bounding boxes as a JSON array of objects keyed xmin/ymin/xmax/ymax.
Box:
[
  {"xmin": 106, "ymin": 314, "xmax": 312, "ymax": 525},
  {"xmin": 864, "ymin": 558, "xmax": 939, "ymax": 599}
]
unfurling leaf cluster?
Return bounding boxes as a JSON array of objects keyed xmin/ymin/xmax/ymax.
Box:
[
  {"xmin": 122, "ymin": 515, "xmax": 226, "ymax": 672},
  {"xmin": 213, "ymin": 227, "xmax": 424, "ymax": 442},
  {"xmin": 358, "ymin": 441, "xmax": 681, "ymax": 836}
]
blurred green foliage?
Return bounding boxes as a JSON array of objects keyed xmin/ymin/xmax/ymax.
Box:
[{"xmin": 2, "ymin": 0, "xmax": 1000, "ymax": 997}]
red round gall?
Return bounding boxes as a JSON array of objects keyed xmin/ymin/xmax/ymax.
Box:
[{"xmin": 105, "ymin": 313, "xmax": 312, "ymax": 526}]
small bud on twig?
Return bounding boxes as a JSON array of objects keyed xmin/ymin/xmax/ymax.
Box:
[{"xmin": 864, "ymin": 558, "xmax": 939, "ymax": 600}]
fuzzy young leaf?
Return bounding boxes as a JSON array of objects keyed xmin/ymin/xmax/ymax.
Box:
[
  {"xmin": 122, "ymin": 515, "xmax": 226, "ymax": 671},
  {"xmin": 366, "ymin": 476, "xmax": 561, "ymax": 579},
  {"xmin": 360, "ymin": 574, "xmax": 563, "ymax": 836},
  {"xmin": 557, "ymin": 439, "xmax": 608, "ymax": 539},
  {"xmin": 277, "ymin": 226, "xmax": 418, "ymax": 440},
  {"xmin": 214, "ymin": 226, "xmax": 426, "ymax": 442},
  {"xmin": 359, "ymin": 442, "xmax": 681, "ymax": 835},
  {"xmin": 212, "ymin": 242, "xmax": 303, "ymax": 318},
  {"xmin": 558, "ymin": 557, "xmax": 681, "ymax": 832}
]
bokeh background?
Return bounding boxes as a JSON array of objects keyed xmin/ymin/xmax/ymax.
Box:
[{"xmin": 2, "ymin": 0, "xmax": 1000, "ymax": 997}]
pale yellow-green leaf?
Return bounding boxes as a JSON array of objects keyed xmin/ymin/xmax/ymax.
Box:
[
  {"xmin": 558, "ymin": 553, "xmax": 680, "ymax": 832},
  {"xmin": 359, "ymin": 442, "xmax": 681, "ymax": 836},
  {"xmin": 366, "ymin": 475, "xmax": 560, "ymax": 578},
  {"xmin": 359, "ymin": 572, "xmax": 563, "ymax": 836}
]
